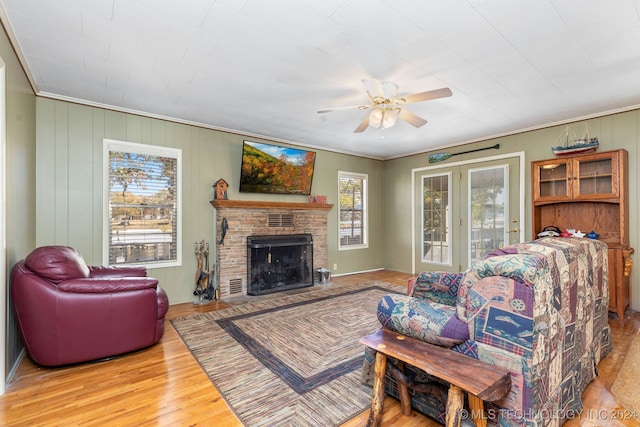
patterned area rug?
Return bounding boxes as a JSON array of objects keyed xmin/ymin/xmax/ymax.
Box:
[
  {"xmin": 611, "ymin": 331, "xmax": 640, "ymax": 412},
  {"xmin": 171, "ymin": 281, "xmax": 402, "ymax": 427}
]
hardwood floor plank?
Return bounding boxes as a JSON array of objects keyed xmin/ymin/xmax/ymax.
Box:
[{"xmin": 0, "ymin": 270, "xmax": 637, "ymax": 427}]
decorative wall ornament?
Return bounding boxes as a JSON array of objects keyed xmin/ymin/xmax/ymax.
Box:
[
  {"xmin": 428, "ymin": 143, "xmax": 500, "ymax": 164},
  {"xmin": 219, "ymin": 217, "xmax": 228, "ymax": 245},
  {"xmin": 213, "ymin": 178, "xmax": 229, "ymax": 200}
]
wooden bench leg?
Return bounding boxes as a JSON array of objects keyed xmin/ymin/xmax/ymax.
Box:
[
  {"xmin": 366, "ymin": 351, "xmax": 387, "ymax": 427},
  {"xmin": 396, "ymin": 361, "xmax": 412, "ymax": 416},
  {"xmin": 468, "ymin": 394, "xmax": 487, "ymax": 427},
  {"xmin": 446, "ymin": 384, "xmax": 464, "ymax": 427}
]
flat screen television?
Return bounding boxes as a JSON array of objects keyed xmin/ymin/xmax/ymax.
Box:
[{"xmin": 239, "ymin": 141, "xmax": 316, "ymax": 195}]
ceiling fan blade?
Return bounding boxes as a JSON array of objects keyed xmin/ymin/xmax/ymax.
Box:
[
  {"xmin": 398, "ymin": 109, "xmax": 428, "ymax": 128},
  {"xmin": 317, "ymin": 104, "xmax": 370, "ymax": 114},
  {"xmin": 400, "ymin": 87, "xmax": 452, "ymax": 104},
  {"xmin": 362, "ymin": 79, "xmax": 383, "ymax": 99},
  {"xmin": 354, "ymin": 114, "xmax": 371, "ymax": 133}
]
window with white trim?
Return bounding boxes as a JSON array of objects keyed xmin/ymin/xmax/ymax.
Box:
[
  {"xmin": 422, "ymin": 172, "xmax": 451, "ymax": 265},
  {"xmin": 338, "ymin": 171, "xmax": 368, "ymax": 250},
  {"xmin": 104, "ymin": 140, "xmax": 182, "ymax": 267}
]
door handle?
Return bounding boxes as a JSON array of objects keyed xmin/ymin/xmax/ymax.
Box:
[{"xmin": 509, "ymin": 228, "xmax": 519, "ymax": 233}]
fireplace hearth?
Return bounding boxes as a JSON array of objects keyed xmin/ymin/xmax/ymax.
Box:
[{"xmin": 247, "ymin": 234, "xmax": 314, "ymax": 295}]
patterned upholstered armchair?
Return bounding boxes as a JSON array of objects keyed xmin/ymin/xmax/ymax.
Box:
[{"xmin": 362, "ymin": 237, "xmax": 612, "ymax": 426}]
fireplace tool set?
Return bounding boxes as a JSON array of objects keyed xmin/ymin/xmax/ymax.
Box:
[{"xmin": 194, "ymin": 240, "xmax": 219, "ymax": 304}]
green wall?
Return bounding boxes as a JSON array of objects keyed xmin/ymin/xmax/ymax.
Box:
[
  {"xmin": 383, "ymin": 110, "xmax": 640, "ymax": 309},
  {"xmin": 1, "ymin": 26, "xmax": 37, "ymax": 381},
  {"xmin": 34, "ymin": 98, "xmax": 385, "ymax": 304},
  {"xmin": 34, "ymin": 100, "xmax": 640, "ymax": 310}
]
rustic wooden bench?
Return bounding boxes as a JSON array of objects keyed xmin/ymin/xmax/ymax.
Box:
[{"xmin": 360, "ymin": 328, "xmax": 512, "ymax": 427}]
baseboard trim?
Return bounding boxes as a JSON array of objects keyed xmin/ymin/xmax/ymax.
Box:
[
  {"xmin": 6, "ymin": 348, "xmax": 25, "ymax": 387},
  {"xmin": 331, "ymin": 267, "xmax": 385, "ymax": 278}
]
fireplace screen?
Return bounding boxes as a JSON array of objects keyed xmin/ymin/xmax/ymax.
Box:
[{"xmin": 247, "ymin": 234, "xmax": 314, "ymax": 295}]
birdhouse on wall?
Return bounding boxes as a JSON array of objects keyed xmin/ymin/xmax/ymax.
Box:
[{"xmin": 213, "ymin": 178, "xmax": 229, "ymax": 200}]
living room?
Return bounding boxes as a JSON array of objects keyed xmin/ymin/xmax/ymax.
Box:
[{"xmin": 1, "ymin": 1, "xmax": 640, "ymax": 426}]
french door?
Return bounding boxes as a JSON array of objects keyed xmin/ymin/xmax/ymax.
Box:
[{"xmin": 414, "ymin": 155, "xmax": 522, "ymax": 273}]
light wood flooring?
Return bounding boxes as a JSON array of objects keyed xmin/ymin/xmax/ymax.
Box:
[{"xmin": 1, "ymin": 270, "xmax": 638, "ymax": 426}]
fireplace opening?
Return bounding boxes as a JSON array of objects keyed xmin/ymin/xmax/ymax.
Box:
[{"xmin": 247, "ymin": 234, "xmax": 314, "ymax": 295}]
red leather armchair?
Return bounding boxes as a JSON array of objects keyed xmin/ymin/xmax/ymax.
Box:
[{"xmin": 10, "ymin": 246, "xmax": 169, "ymax": 366}]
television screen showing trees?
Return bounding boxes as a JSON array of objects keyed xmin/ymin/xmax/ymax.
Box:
[{"xmin": 239, "ymin": 141, "xmax": 316, "ymax": 195}]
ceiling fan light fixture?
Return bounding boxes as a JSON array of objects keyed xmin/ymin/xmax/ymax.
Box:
[
  {"xmin": 382, "ymin": 108, "xmax": 400, "ymax": 129},
  {"xmin": 368, "ymin": 108, "xmax": 383, "ymax": 128},
  {"xmin": 319, "ymin": 79, "xmax": 452, "ymax": 134}
]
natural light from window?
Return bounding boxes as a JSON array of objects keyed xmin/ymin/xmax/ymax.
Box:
[
  {"xmin": 468, "ymin": 166, "xmax": 507, "ymax": 265},
  {"xmin": 103, "ymin": 140, "xmax": 182, "ymax": 268},
  {"xmin": 422, "ymin": 172, "xmax": 451, "ymax": 265},
  {"xmin": 338, "ymin": 171, "xmax": 368, "ymax": 250}
]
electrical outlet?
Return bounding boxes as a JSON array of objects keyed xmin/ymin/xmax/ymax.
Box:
[{"xmin": 333, "ymin": 263, "xmax": 338, "ymax": 271}]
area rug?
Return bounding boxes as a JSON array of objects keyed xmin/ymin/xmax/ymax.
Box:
[
  {"xmin": 171, "ymin": 281, "xmax": 402, "ymax": 427},
  {"xmin": 611, "ymin": 331, "xmax": 640, "ymax": 411}
]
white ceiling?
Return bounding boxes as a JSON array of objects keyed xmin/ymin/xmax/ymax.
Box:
[{"xmin": 1, "ymin": 0, "xmax": 640, "ymax": 159}]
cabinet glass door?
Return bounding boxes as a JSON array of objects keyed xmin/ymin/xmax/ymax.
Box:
[
  {"xmin": 573, "ymin": 153, "xmax": 618, "ymax": 198},
  {"xmin": 534, "ymin": 159, "xmax": 570, "ymax": 200}
]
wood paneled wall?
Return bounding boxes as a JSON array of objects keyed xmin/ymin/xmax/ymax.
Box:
[
  {"xmin": 34, "ymin": 99, "xmax": 385, "ymax": 304},
  {"xmin": 383, "ymin": 109, "xmax": 640, "ymax": 310}
]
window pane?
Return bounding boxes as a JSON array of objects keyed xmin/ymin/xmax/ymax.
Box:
[
  {"xmin": 338, "ymin": 172, "xmax": 367, "ymax": 249},
  {"xmin": 423, "ymin": 174, "xmax": 450, "ymax": 264},
  {"xmin": 469, "ymin": 167, "xmax": 506, "ymax": 264},
  {"xmin": 107, "ymin": 144, "xmax": 180, "ymax": 266}
]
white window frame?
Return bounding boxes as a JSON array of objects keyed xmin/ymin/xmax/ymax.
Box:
[
  {"xmin": 338, "ymin": 171, "xmax": 368, "ymax": 251},
  {"xmin": 421, "ymin": 171, "xmax": 452, "ymax": 266},
  {"xmin": 467, "ymin": 164, "xmax": 509, "ymax": 266},
  {"xmin": 103, "ymin": 139, "xmax": 182, "ymax": 268}
]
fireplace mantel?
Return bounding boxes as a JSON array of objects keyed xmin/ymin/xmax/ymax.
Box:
[{"xmin": 210, "ymin": 199, "xmax": 333, "ymax": 211}]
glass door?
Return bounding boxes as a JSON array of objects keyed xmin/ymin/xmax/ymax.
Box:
[
  {"xmin": 421, "ymin": 171, "xmax": 454, "ymax": 268},
  {"xmin": 416, "ymin": 156, "xmax": 521, "ymax": 272},
  {"xmin": 467, "ymin": 164, "xmax": 512, "ymax": 265}
]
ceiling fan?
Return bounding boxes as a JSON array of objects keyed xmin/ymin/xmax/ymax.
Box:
[{"xmin": 317, "ymin": 79, "xmax": 452, "ymax": 133}]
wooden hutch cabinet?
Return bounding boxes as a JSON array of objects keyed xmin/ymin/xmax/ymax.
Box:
[{"xmin": 531, "ymin": 149, "xmax": 633, "ymax": 320}]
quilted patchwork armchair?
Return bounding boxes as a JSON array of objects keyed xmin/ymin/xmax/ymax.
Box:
[
  {"xmin": 11, "ymin": 246, "xmax": 169, "ymax": 366},
  {"xmin": 362, "ymin": 237, "xmax": 612, "ymax": 426}
]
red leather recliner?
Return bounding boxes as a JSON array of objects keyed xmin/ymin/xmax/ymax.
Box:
[{"xmin": 10, "ymin": 246, "xmax": 169, "ymax": 366}]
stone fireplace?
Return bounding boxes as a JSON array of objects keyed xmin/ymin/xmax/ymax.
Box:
[{"xmin": 210, "ymin": 200, "xmax": 333, "ymax": 298}]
